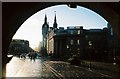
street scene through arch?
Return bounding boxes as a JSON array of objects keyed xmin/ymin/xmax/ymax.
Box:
[{"xmin": 6, "ymin": 4, "xmax": 120, "ymax": 78}]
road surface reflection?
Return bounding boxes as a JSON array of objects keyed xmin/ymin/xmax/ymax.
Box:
[{"xmin": 6, "ymin": 56, "xmax": 43, "ymax": 77}]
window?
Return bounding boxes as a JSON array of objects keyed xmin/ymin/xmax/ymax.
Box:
[
  {"xmin": 71, "ymin": 30, "xmax": 73, "ymax": 34},
  {"xmin": 88, "ymin": 41, "xmax": 92, "ymax": 46},
  {"xmin": 67, "ymin": 45, "xmax": 69, "ymax": 48},
  {"xmin": 22, "ymin": 42, "xmax": 24, "ymax": 44},
  {"xmin": 78, "ymin": 30, "xmax": 80, "ymax": 34},
  {"xmin": 71, "ymin": 40, "xmax": 73, "ymax": 45},
  {"xmin": 77, "ymin": 40, "xmax": 80, "ymax": 45},
  {"xmin": 111, "ymin": 28, "xmax": 113, "ymax": 35}
]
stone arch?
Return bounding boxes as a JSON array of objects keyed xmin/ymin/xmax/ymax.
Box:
[{"xmin": 2, "ymin": 2, "xmax": 119, "ymax": 77}]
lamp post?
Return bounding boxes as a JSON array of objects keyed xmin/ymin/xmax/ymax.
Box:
[
  {"xmin": 88, "ymin": 41, "xmax": 92, "ymax": 70},
  {"xmin": 113, "ymin": 38, "xmax": 116, "ymax": 65}
]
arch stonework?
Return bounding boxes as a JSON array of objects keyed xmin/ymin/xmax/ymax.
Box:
[{"xmin": 2, "ymin": 2, "xmax": 119, "ymax": 77}]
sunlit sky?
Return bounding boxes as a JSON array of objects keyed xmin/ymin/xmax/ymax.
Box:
[{"xmin": 12, "ymin": 5, "xmax": 108, "ymax": 49}]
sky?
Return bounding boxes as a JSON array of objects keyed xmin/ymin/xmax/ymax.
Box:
[{"xmin": 12, "ymin": 5, "xmax": 108, "ymax": 49}]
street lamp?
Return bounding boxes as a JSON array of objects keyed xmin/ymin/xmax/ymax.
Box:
[
  {"xmin": 88, "ymin": 41, "xmax": 92, "ymax": 70},
  {"xmin": 113, "ymin": 46, "xmax": 116, "ymax": 65},
  {"xmin": 113, "ymin": 36, "xmax": 116, "ymax": 65}
]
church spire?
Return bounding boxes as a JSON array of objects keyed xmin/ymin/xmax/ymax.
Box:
[
  {"xmin": 53, "ymin": 11, "xmax": 57, "ymax": 29},
  {"xmin": 54, "ymin": 11, "xmax": 57, "ymax": 23},
  {"xmin": 44, "ymin": 14, "xmax": 47, "ymax": 23},
  {"xmin": 42, "ymin": 14, "xmax": 49, "ymax": 49}
]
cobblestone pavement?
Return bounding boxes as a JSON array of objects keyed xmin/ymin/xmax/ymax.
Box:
[
  {"xmin": 44, "ymin": 61, "xmax": 117, "ymax": 79},
  {"xmin": 6, "ymin": 57, "xmax": 119, "ymax": 79},
  {"xmin": 80, "ymin": 60, "xmax": 120, "ymax": 78}
]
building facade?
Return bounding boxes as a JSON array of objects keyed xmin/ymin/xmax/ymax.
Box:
[
  {"xmin": 46, "ymin": 26, "xmax": 108, "ymax": 60},
  {"xmin": 42, "ymin": 14, "xmax": 120, "ymax": 62},
  {"xmin": 9, "ymin": 39, "xmax": 33, "ymax": 55}
]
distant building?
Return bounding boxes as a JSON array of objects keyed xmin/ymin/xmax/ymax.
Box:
[
  {"xmin": 38, "ymin": 41, "xmax": 43, "ymax": 52},
  {"xmin": 9, "ymin": 39, "xmax": 33, "ymax": 55},
  {"xmin": 42, "ymin": 13, "xmax": 120, "ymax": 62}
]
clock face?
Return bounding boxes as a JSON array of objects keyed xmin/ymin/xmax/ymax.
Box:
[
  {"xmin": 42, "ymin": 23, "xmax": 48, "ymax": 28},
  {"xmin": 44, "ymin": 24, "xmax": 48, "ymax": 27},
  {"xmin": 44, "ymin": 25, "xmax": 47, "ymax": 27}
]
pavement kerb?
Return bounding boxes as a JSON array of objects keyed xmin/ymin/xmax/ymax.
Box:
[
  {"xmin": 43, "ymin": 62, "xmax": 64, "ymax": 79},
  {"xmin": 73, "ymin": 64, "xmax": 112, "ymax": 78},
  {"xmin": 87, "ymin": 68, "xmax": 111, "ymax": 78}
]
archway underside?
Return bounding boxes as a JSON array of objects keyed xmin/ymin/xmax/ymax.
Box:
[{"xmin": 2, "ymin": 2, "xmax": 119, "ymax": 73}]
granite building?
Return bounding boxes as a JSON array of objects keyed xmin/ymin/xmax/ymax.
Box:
[
  {"xmin": 42, "ymin": 14, "xmax": 120, "ymax": 62},
  {"xmin": 9, "ymin": 39, "xmax": 32, "ymax": 55}
]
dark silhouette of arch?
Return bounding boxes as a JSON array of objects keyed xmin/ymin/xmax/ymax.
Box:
[{"xmin": 2, "ymin": 2, "xmax": 119, "ymax": 78}]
